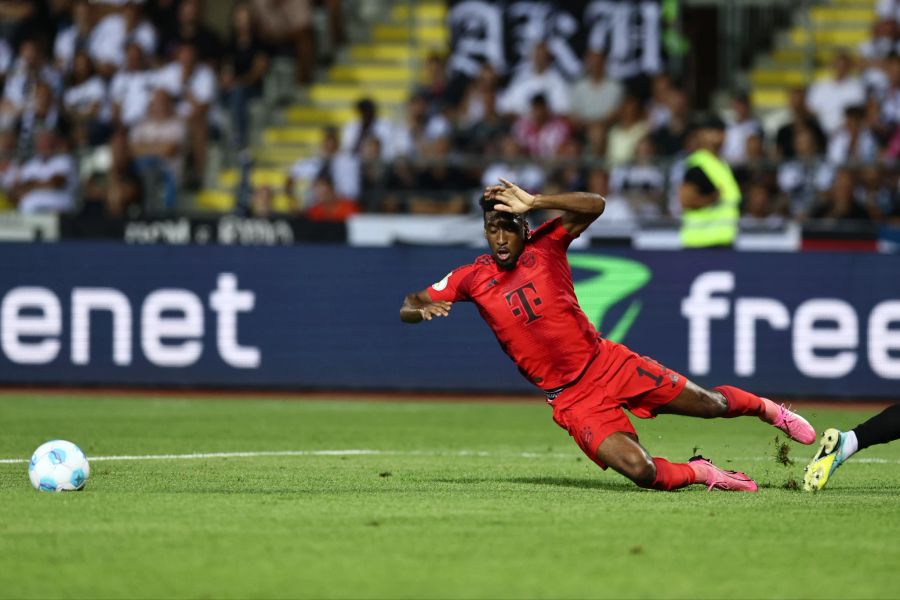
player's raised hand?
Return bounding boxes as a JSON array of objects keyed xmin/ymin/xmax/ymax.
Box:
[
  {"xmin": 485, "ymin": 178, "xmax": 535, "ymax": 215},
  {"xmin": 419, "ymin": 301, "xmax": 453, "ymax": 321}
]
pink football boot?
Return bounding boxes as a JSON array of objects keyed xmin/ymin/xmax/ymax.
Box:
[
  {"xmin": 689, "ymin": 456, "xmax": 758, "ymax": 492},
  {"xmin": 768, "ymin": 401, "xmax": 817, "ymax": 445}
]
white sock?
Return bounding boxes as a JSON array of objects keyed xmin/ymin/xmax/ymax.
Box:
[{"xmin": 843, "ymin": 430, "xmax": 859, "ymax": 459}]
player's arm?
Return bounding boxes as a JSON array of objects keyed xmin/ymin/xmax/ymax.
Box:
[
  {"xmin": 400, "ymin": 288, "xmax": 453, "ymax": 324},
  {"xmin": 485, "ymin": 178, "xmax": 605, "ymax": 237},
  {"xmin": 679, "ymin": 166, "xmax": 718, "ymax": 209}
]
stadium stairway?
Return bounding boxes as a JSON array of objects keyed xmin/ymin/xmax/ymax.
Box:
[
  {"xmin": 747, "ymin": 0, "xmax": 877, "ymax": 113},
  {"xmin": 197, "ymin": 1, "xmax": 448, "ymax": 213}
]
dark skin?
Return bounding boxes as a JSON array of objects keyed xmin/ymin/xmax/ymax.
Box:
[{"xmin": 400, "ymin": 179, "xmax": 730, "ymax": 488}]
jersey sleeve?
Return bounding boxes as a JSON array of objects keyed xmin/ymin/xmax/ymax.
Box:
[
  {"xmin": 529, "ymin": 217, "xmax": 576, "ymax": 249},
  {"xmin": 426, "ymin": 264, "xmax": 475, "ymax": 302}
]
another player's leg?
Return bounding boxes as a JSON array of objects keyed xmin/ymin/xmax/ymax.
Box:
[
  {"xmin": 804, "ymin": 403, "xmax": 900, "ymax": 491},
  {"xmin": 655, "ymin": 381, "xmax": 816, "ymax": 445},
  {"xmin": 596, "ymin": 432, "xmax": 757, "ymax": 492}
]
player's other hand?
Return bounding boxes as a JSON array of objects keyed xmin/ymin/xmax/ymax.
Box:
[
  {"xmin": 420, "ymin": 301, "xmax": 453, "ymax": 321},
  {"xmin": 484, "ymin": 178, "xmax": 535, "ymax": 215}
]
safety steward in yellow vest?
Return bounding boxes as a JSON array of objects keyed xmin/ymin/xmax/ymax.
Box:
[{"xmin": 678, "ymin": 116, "xmax": 741, "ymax": 248}]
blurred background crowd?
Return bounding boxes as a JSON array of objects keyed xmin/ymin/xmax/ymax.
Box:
[{"xmin": 1, "ymin": 0, "xmax": 899, "ymax": 235}]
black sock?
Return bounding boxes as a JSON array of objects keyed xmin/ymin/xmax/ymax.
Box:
[{"xmin": 852, "ymin": 404, "xmax": 900, "ymax": 451}]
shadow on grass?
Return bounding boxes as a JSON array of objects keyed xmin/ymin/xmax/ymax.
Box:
[{"xmin": 435, "ymin": 476, "xmax": 636, "ymax": 492}]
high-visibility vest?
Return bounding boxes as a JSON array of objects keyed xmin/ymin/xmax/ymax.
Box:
[{"xmin": 680, "ymin": 149, "xmax": 741, "ymax": 248}]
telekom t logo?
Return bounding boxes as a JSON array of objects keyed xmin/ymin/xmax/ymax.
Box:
[{"xmin": 505, "ymin": 282, "xmax": 543, "ymax": 324}]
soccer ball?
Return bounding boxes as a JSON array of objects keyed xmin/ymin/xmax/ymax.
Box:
[{"xmin": 29, "ymin": 440, "xmax": 90, "ymax": 492}]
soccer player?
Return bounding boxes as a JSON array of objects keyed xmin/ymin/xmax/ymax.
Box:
[
  {"xmin": 399, "ymin": 179, "xmax": 816, "ymax": 493},
  {"xmin": 803, "ymin": 404, "xmax": 900, "ymax": 491}
]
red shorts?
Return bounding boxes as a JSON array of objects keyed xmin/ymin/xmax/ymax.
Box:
[{"xmin": 548, "ymin": 339, "xmax": 687, "ymax": 469}]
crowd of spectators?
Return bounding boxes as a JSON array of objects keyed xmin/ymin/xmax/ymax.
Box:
[
  {"xmin": 0, "ymin": 0, "xmax": 335, "ymax": 218},
  {"xmin": 3, "ymin": 1, "xmax": 900, "ymax": 229},
  {"xmin": 295, "ymin": 33, "xmax": 900, "ymax": 227}
]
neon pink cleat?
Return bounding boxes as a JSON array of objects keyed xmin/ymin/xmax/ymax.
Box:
[
  {"xmin": 769, "ymin": 401, "xmax": 816, "ymax": 445},
  {"xmin": 688, "ymin": 456, "xmax": 758, "ymax": 492}
]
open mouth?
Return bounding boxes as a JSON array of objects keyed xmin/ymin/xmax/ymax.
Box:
[{"xmin": 496, "ymin": 248, "xmax": 511, "ymax": 261}]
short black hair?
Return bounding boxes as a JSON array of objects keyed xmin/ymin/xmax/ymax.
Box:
[
  {"xmin": 479, "ymin": 195, "xmax": 528, "ymax": 231},
  {"xmin": 530, "ymin": 93, "xmax": 549, "ymax": 108},
  {"xmin": 356, "ymin": 98, "xmax": 376, "ymax": 114},
  {"xmin": 696, "ymin": 113, "xmax": 726, "ymax": 131}
]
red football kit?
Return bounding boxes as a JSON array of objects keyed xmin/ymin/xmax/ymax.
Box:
[{"xmin": 427, "ymin": 218, "xmax": 686, "ymax": 468}]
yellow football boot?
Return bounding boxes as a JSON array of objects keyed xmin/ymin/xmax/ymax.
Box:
[{"xmin": 803, "ymin": 428, "xmax": 849, "ymax": 492}]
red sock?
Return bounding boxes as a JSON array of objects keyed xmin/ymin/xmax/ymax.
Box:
[
  {"xmin": 650, "ymin": 457, "xmax": 697, "ymax": 491},
  {"xmin": 714, "ymin": 385, "xmax": 777, "ymax": 420}
]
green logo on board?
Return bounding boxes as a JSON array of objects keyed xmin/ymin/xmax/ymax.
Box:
[{"xmin": 569, "ymin": 254, "xmax": 652, "ymax": 343}]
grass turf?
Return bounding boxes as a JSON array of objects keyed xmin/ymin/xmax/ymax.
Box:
[{"xmin": 1, "ymin": 392, "xmax": 898, "ymax": 599}]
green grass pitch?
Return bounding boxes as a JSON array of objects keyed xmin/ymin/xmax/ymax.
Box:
[{"xmin": 1, "ymin": 392, "xmax": 898, "ymax": 599}]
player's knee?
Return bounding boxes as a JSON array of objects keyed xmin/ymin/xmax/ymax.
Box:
[{"xmin": 623, "ymin": 455, "xmax": 657, "ymax": 488}]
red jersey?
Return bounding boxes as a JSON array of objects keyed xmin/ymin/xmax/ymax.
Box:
[{"xmin": 427, "ymin": 218, "xmax": 600, "ymax": 390}]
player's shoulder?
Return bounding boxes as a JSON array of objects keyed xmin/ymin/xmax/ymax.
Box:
[
  {"xmin": 438, "ymin": 255, "xmax": 493, "ymax": 284},
  {"xmin": 472, "ymin": 254, "xmax": 495, "ymax": 268},
  {"xmin": 527, "ymin": 217, "xmax": 571, "ymax": 245}
]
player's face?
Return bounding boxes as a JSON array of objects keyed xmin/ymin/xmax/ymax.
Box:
[{"xmin": 484, "ymin": 213, "xmax": 526, "ymax": 270}]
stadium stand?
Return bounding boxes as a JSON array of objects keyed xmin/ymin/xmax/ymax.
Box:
[{"xmin": 0, "ymin": 0, "xmax": 898, "ymax": 243}]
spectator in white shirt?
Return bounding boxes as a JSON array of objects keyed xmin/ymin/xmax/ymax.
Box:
[
  {"xmin": 859, "ymin": 19, "xmax": 899, "ymax": 97},
  {"xmin": 458, "ymin": 62, "xmax": 500, "ymax": 128},
  {"xmin": 340, "ymin": 97, "xmax": 396, "ymax": 159},
  {"xmin": 587, "ymin": 166, "xmax": 636, "ymax": 228},
  {"xmin": 1, "ymin": 39, "xmax": 62, "ymax": 127},
  {"xmin": 607, "ymin": 95, "xmax": 650, "ymax": 166},
  {"xmin": 877, "ymin": 54, "xmax": 900, "ymax": 131},
  {"xmin": 569, "ymin": 50, "xmax": 624, "ymax": 126},
  {"xmin": 497, "ymin": 41, "xmax": 570, "ymax": 117},
  {"xmin": 806, "ymin": 51, "xmax": 866, "ymax": 135},
  {"xmin": 16, "ymin": 80, "xmax": 62, "ymax": 160},
  {"xmin": 646, "ymin": 73, "xmax": 675, "ymax": 131},
  {"xmin": 0, "ymin": 128, "xmax": 17, "ymax": 208},
  {"xmin": 286, "ymin": 127, "xmax": 359, "ymax": 204},
  {"xmin": 110, "ymin": 41, "xmax": 155, "ymax": 128},
  {"xmin": 155, "ymin": 42, "xmax": 216, "ymax": 185},
  {"xmin": 54, "ymin": 0, "xmax": 95, "ymax": 74},
  {"xmin": 11, "ymin": 128, "xmax": 77, "ymax": 215},
  {"xmin": 610, "ymin": 137, "xmax": 666, "ymax": 218},
  {"xmin": 0, "ymin": 38, "xmax": 11, "ymax": 92},
  {"xmin": 129, "ymin": 89, "xmax": 186, "ymax": 211},
  {"xmin": 858, "ymin": 18, "xmax": 898, "ymax": 64},
  {"xmin": 827, "ymin": 105, "xmax": 878, "ymax": 165},
  {"xmin": 877, "ymin": 0, "xmax": 900, "ymax": 23},
  {"xmin": 722, "ymin": 92, "xmax": 763, "ymax": 165},
  {"xmin": 63, "ymin": 51, "xmax": 111, "ymax": 147},
  {"xmin": 777, "ymin": 126, "xmax": 833, "ymax": 218},
  {"xmin": 481, "ymin": 134, "xmax": 545, "ymax": 195},
  {"xmin": 89, "ymin": 0, "xmax": 157, "ymax": 77},
  {"xmin": 394, "ymin": 92, "xmax": 451, "ymax": 158}
]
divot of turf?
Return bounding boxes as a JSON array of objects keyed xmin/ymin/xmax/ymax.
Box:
[{"xmin": 774, "ymin": 436, "xmax": 794, "ymax": 466}]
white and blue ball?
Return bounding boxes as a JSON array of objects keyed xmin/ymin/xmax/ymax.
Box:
[{"xmin": 28, "ymin": 440, "xmax": 90, "ymax": 492}]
